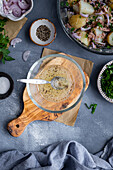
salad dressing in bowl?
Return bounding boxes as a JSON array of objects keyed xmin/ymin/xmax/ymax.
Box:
[
  {"xmin": 37, "ymin": 65, "xmax": 74, "ymax": 102},
  {"xmin": 27, "ymin": 54, "xmax": 86, "ymax": 113}
]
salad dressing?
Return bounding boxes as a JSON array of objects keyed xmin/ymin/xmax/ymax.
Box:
[{"xmin": 37, "ymin": 65, "xmax": 74, "ymax": 102}]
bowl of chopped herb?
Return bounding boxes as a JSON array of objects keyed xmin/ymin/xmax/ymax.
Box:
[{"xmin": 97, "ymin": 60, "xmax": 113, "ymax": 103}]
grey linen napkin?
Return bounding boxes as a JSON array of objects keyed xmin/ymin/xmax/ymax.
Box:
[{"xmin": 0, "ymin": 138, "xmax": 113, "ymax": 170}]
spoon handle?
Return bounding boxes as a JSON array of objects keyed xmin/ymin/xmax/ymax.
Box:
[{"xmin": 17, "ymin": 79, "xmax": 50, "ymax": 84}]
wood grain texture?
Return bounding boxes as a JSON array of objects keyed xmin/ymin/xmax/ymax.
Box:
[{"xmin": 7, "ymin": 88, "xmax": 63, "ymax": 137}]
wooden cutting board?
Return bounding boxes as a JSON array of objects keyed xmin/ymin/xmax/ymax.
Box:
[
  {"xmin": 7, "ymin": 73, "xmax": 89, "ymax": 137},
  {"xmin": 7, "ymin": 55, "xmax": 89, "ymax": 137}
]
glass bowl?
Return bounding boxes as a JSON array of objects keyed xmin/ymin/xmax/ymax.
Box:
[
  {"xmin": 57, "ymin": 0, "xmax": 113, "ymax": 55},
  {"xmin": 27, "ymin": 54, "xmax": 86, "ymax": 113}
]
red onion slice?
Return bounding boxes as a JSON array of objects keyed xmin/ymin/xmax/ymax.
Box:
[
  {"xmin": 96, "ymin": 16, "xmax": 103, "ymax": 21},
  {"xmin": 92, "ymin": 42, "xmax": 96, "ymax": 49},
  {"xmin": 95, "ymin": 41, "xmax": 106, "ymax": 46},
  {"xmin": 10, "ymin": 4, "xmax": 22, "ymax": 17},
  {"xmin": 3, "ymin": 0, "xmax": 8, "ymax": 6},
  {"xmin": 72, "ymin": 33, "xmax": 81, "ymax": 39},
  {"xmin": 80, "ymin": 13, "xmax": 89, "ymax": 18},
  {"xmin": 18, "ymin": 0, "xmax": 30, "ymax": 10},
  {"xmin": 22, "ymin": 50, "xmax": 31, "ymax": 61},
  {"xmin": 10, "ymin": 38, "xmax": 22, "ymax": 48},
  {"xmin": 12, "ymin": 0, "xmax": 18, "ymax": 3},
  {"xmin": 3, "ymin": 1, "xmax": 12, "ymax": 15},
  {"xmin": 106, "ymin": 14, "xmax": 110, "ymax": 26},
  {"xmin": 3, "ymin": 0, "xmax": 13, "ymax": 7},
  {"xmin": 95, "ymin": 11, "xmax": 104, "ymax": 15},
  {"xmin": 81, "ymin": 27, "xmax": 91, "ymax": 31}
]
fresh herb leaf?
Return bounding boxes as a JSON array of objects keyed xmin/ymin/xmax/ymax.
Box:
[
  {"xmin": 71, "ymin": 27, "xmax": 75, "ymax": 32},
  {"xmin": 5, "ymin": 56, "xmax": 15, "ymax": 61},
  {"xmin": 0, "ymin": 28, "xmax": 4, "ymax": 32},
  {"xmin": 91, "ymin": 104, "xmax": 97, "ymax": 114},
  {"xmin": 93, "ymin": 16, "xmax": 97, "ymax": 20},
  {"xmin": 97, "ymin": 22, "xmax": 103, "ymax": 28},
  {"xmin": 86, "ymin": 33, "xmax": 88, "ymax": 38},
  {"xmin": 87, "ymin": 19, "xmax": 93, "ymax": 25},
  {"xmin": 85, "ymin": 103, "xmax": 97, "ymax": 114},
  {"xmin": 98, "ymin": 3, "xmax": 100, "ymax": 7},
  {"xmin": 107, "ymin": 45, "xmax": 111, "ymax": 49},
  {"xmin": 110, "ymin": 24, "xmax": 113, "ymax": 31},
  {"xmin": 60, "ymin": 1, "xmax": 65, "ymax": 7},
  {"xmin": 0, "ymin": 18, "xmax": 15, "ymax": 64},
  {"xmin": 65, "ymin": 2, "xmax": 69, "ymax": 7},
  {"xmin": 2, "ymin": 57, "xmax": 5, "ymax": 64}
]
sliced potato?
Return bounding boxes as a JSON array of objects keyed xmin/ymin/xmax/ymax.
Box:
[
  {"xmin": 73, "ymin": 3, "xmax": 79, "ymax": 13},
  {"xmin": 79, "ymin": 0, "xmax": 94, "ymax": 14},
  {"xmin": 107, "ymin": 32, "xmax": 113, "ymax": 46},
  {"xmin": 79, "ymin": 31, "xmax": 90, "ymax": 46},
  {"xmin": 69, "ymin": 15, "xmax": 87, "ymax": 29},
  {"xmin": 68, "ymin": 0, "xmax": 78, "ymax": 6},
  {"xmin": 94, "ymin": 27, "xmax": 103, "ymax": 43}
]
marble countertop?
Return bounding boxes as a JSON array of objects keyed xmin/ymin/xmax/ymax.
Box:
[{"xmin": 0, "ymin": 0, "xmax": 113, "ymax": 154}]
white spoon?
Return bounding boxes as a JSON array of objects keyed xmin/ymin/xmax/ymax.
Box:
[{"xmin": 17, "ymin": 76, "xmax": 68, "ymax": 90}]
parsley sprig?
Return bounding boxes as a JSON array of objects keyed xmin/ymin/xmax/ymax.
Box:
[
  {"xmin": 0, "ymin": 18, "xmax": 15, "ymax": 64},
  {"xmin": 85, "ymin": 103, "xmax": 97, "ymax": 114}
]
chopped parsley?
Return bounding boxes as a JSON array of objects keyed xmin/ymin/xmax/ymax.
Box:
[
  {"xmin": 97, "ymin": 22, "xmax": 103, "ymax": 28},
  {"xmin": 107, "ymin": 45, "xmax": 111, "ymax": 49},
  {"xmin": 93, "ymin": 16, "xmax": 97, "ymax": 20},
  {"xmin": 85, "ymin": 103, "xmax": 97, "ymax": 114},
  {"xmin": 65, "ymin": 1, "xmax": 69, "ymax": 7},
  {"xmin": 71, "ymin": 27, "xmax": 75, "ymax": 32},
  {"xmin": 101, "ymin": 63, "xmax": 113, "ymax": 99},
  {"xmin": 87, "ymin": 19, "xmax": 93, "ymax": 25},
  {"xmin": 109, "ymin": 7, "xmax": 112, "ymax": 12},
  {"xmin": 98, "ymin": 3, "xmax": 101, "ymax": 7},
  {"xmin": 109, "ymin": 24, "xmax": 113, "ymax": 31},
  {"xmin": 60, "ymin": 1, "xmax": 65, "ymax": 7},
  {"xmin": 60, "ymin": 1, "xmax": 69, "ymax": 7},
  {"xmin": 86, "ymin": 33, "xmax": 88, "ymax": 38}
]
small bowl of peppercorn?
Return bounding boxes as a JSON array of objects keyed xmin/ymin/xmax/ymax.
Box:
[{"xmin": 29, "ymin": 18, "xmax": 56, "ymax": 46}]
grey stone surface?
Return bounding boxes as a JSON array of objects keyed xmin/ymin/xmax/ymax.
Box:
[{"xmin": 0, "ymin": 0, "xmax": 113, "ymax": 154}]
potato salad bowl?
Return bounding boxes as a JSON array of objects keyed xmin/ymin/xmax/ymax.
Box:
[{"xmin": 57, "ymin": 0, "xmax": 113, "ymax": 54}]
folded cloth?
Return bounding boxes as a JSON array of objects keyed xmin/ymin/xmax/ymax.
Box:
[{"xmin": 0, "ymin": 139, "xmax": 113, "ymax": 170}]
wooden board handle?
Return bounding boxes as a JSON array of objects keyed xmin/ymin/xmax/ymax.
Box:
[
  {"xmin": 7, "ymin": 114, "xmax": 30, "ymax": 137},
  {"xmin": 7, "ymin": 107, "xmax": 62, "ymax": 137}
]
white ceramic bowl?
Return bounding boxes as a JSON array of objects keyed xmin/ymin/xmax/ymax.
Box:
[
  {"xmin": 29, "ymin": 18, "xmax": 56, "ymax": 46},
  {"xmin": 0, "ymin": 0, "xmax": 33, "ymax": 21},
  {"xmin": 97, "ymin": 60, "xmax": 113, "ymax": 103}
]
